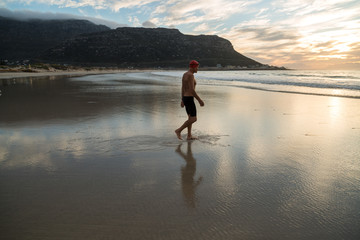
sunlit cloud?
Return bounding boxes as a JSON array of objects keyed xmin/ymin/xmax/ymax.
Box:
[
  {"xmin": 154, "ymin": 0, "xmax": 260, "ymax": 26},
  {"xmin": 194, "ymin": 23, "xmax": 209, "ymax": 32},
  {"xmin": 111, "ymin": 0, "xmax": 159, "ymax": 12},
  {"xmin": 218, "ymin": 0, "xmax": 360, "ymax": 69},
  {"xmin": 1, "ymin": 0, "xmax": 359, "ymax": 69}
]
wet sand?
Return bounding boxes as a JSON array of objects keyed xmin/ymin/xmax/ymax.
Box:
[
  {"xmin": 0, "ymin": 73, "xmax": 360, "ymax": 239},
  {"xmin": 0, "ymin": 69, "xmax": 128, "ymax": 80}
]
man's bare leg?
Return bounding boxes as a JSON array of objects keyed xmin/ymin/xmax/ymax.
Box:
[
  {"xmin": 187, "ymin": 122, "xmax": 197, "ymax": 140},
  {"xmin": 175, "ymin": 129, "xmax": 183, "ymax": 140},
  {"xmin": 175, "ymin": 116, "xmax": 197, "ymax": 140}
]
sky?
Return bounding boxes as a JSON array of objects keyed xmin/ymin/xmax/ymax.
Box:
[{"xmin": 1, "ymin": 0, "xmax": 359, "ymax": 70}]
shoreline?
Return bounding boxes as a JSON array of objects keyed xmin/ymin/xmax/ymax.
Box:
[
  {"xmin": 0, "ymin": 67, "xmax": 291, "ymax": 80},
  {"xmin": 2, "ymin": 69, "xmax": 359, "ymax": 100},
  {"xmin": 0, "ymin": 69, "xmax": 142, "ymax": 80}
]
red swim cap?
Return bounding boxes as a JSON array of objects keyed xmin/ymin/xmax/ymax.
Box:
[{"xmin": 189, "ymin": 60, "xmax": 199, "ymax": 67}]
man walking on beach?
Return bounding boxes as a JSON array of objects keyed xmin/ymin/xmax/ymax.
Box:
[{"xmin": 175, "ymin": 60, "xmax": 204, "ymax": 140}]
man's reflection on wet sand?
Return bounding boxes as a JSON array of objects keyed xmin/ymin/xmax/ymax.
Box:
[{"xmin": 176, "ymin": 141, "xmax": 203, "ymax": 208}]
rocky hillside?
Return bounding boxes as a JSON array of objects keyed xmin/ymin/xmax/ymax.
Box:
[
  {"xmin": 0, "ymin": 17, "xmax": 110, "ymax": 60},
  {"xmin": 42, "ymin": 27, "xmax": 261, "ymax": 68},
  {"xmin": 1, "ymin": 16, "xmax": 263, "ymax": 68}
]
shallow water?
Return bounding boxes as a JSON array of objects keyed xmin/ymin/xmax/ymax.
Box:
[
  {"xmin": 1, "ymin": 74, "xmax": 359, "ymax": 239},
  {"xmin": 153, "ymin": 70, "xmax": 360, "ymax": 98}
]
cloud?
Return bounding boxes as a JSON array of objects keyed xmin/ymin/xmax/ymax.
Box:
[
  {"xmin": 216, "ymin": 0, "xmax": 360, "ymax": 69},
  {"xmin": 1, "ymin": 0, "xmax": 159, "ymax": 12},
  {"xmin": 142, "ymin": 20, "xmax": 157, "ymax": 28},
  {"xmin": 273, "ymin": 0, "xmax": 355, "ymax": 16},
  {"xmin": 0, "ymin": 8, "xmax": 127, "ymax": 28},
  {"xmin": 235, "ymin": 27, "xmax": 299, "ymax": 42},
  {"xmin": 5, "ymin": 0, "xmax": 106, "ymax": 9},
  {"xmin": 1, "ymin": 0, "xmax": 359, "ymax": 69},
  {"xmin": 194, "ymin": 23, "xmax": 209, "ymax": 32},
  {"xmin": 128, "ymin": 16, "xmax": 141, "ymax": 27},
  {"xmin": 111, "ymin": 0, "xmax": 159, "ymax": 12},
  {"xmin": 152, "ymin": 0, "xmax": 260, "ymax": 26},
  {"xmin": 1, "ymin": 0, "xmax": 260, "ymax": 29}
]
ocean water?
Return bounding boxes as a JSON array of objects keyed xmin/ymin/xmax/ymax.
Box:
[{"xmin": 151, "ymin": 70, "xmax": 360, "ymax": 98}]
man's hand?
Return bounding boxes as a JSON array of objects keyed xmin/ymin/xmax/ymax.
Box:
[
  {"xmin": 181, "ymin": 101, "xmax": 184, "ymax": 108},
  {"xmin": 199, "ymin": 99, "xmax": 205, "ymax": 107}
]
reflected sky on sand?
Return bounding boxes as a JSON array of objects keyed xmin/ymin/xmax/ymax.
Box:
[
  {"xmin": 176, "ymin": 142, "xmax": 203, "ymax": 209},
  {"xmin": 0, "ymin": 74, "xmax": 360, "ymax": 239}
]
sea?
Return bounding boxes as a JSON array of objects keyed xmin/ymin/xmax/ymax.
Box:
[{"xmin": 147, "ymin": 70, "xmax": 360, "ymax": 99}]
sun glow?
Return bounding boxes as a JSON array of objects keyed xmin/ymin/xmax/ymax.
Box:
[
  {"xmin": 332, "ymin": 42, "xmax": 351, "ymax": 53},
  {"xmin": 318, "ymin": 55, "xmax": 348, "ymax": 59}
]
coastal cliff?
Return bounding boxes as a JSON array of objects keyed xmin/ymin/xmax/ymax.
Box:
[
  {"xmin": 43, "ymin": 27, "xmax": 261, "ymax": 68},
  {"xmin": 1, "ymin": 17, "xmax": 264, "ymax": 68},
  {"xmin": 0, "ymin": 17, "xmax": 110, "ymax": 60}
]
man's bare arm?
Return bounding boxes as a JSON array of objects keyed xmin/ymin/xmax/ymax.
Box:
[
  {"xmin": 187, "ymin": 75, "xmax": 204, "ymax": 106},
  {"xmin": 180, "ymin": 75, "xmax": 186, "ymax": 107}
]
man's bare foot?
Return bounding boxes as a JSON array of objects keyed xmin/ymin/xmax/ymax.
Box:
[
  {"xmin": 187, "ymin": 136, "xmax": 198, "ymax": 140},
  {"xmin": 175, "ymin": 130, "xmax": 183, "ymax": 140}
]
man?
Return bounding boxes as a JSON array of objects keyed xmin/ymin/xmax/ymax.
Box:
[{"xmin": 175, "ymin": 60, "xmax": 204, "ymax": 140}]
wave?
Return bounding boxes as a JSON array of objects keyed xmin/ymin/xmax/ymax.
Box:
[
  {"xmin": 276, "ymin": 73, "xmax": 360, "ymax": 80},
  {"xmin": 202, "ymin": 77, "xmax": 360, "ymax": 91},
  {"xmin": 152, "ymin": 70, "xmax": 360, "ymax": 98}
]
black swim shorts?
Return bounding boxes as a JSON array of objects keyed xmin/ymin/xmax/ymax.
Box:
[{"xmin": 182, "ymin": 96, "xmax": 197, "ymax": 117}]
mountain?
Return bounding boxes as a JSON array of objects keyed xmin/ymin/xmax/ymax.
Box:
[
  {"xmin": 42, "ymin": 27, "xmax": 261, "ymax": 68},
  {"xmin": 0, "ymin": 16, "xmax": 110, "ymax": 60},
  {"xmin": 1, "ymin": 16, "xmax": 263, "ymax": 68}
]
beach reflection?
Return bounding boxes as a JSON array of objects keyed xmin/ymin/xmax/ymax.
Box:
[
  {"xmin": 176, "ymin": 142, "xmax": 203, "ymax": 208},
  {"xmin": 1, "ymin": 73, "xmax": 360, "ymax": 239}
]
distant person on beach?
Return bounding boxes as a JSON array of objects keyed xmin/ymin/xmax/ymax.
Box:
[{"xmin": 175, "ymin": 60, "xmax": 204, "ymax": 140}]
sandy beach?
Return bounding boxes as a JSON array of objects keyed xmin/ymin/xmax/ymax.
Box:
[{"xmin": 1, "ymin": 71, "xmax": 359, "ymax": 239}]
